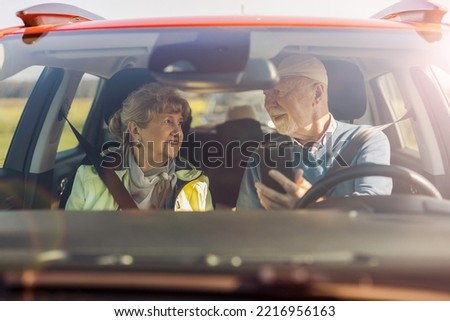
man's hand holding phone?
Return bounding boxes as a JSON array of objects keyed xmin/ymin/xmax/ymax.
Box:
[{"xmin": 255, "ymin": 168, "xmax": 312, "ymax": 210}]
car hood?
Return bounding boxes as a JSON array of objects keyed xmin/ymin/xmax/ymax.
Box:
[{"xmin": 2, "ymin": 207, "xmax": 450, "ymax": 299}]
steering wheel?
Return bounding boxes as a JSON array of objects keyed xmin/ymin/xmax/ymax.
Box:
[{"xmin": 295, "ymin": 163, "xmax": 442, "ymax": 208}]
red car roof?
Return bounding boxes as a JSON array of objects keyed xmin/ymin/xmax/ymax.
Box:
[{"xmin": 2, "ymin": 15, "xmax": 443, "ymax": 39}]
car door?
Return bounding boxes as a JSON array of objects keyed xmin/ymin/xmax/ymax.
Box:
[
  {"xmin": 0, "ymin": 66, "xmax": 105, "ymax": 209},
  {"xmin": 0, "ymin": 67, "xmax": 64, "ymax": 209},
  {"xmin": 410, "ymin": 65, "xmax": 450, "ymax": 198},
  {"xmin": 52, "ymin": 73, "xmax": 105, "ymax": 209}
]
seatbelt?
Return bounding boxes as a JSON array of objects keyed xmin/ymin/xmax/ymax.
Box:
[
  {"xmin": 324, "ymin": 110, "xmax": 412, "ymax": 196},
  {"xmin": 62, "ymin": 114, "xmax": 138, "ymax": 210}
]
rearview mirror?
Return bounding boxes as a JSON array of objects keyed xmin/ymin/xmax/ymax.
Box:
[
  {"xmin": 150, "ymin": 58, "xmax": 279, "ymax": 93},
  {"xmin": 148, "ymin": 28, "xmax": 278, "ymax": 92}
]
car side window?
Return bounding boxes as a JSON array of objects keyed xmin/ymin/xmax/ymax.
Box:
[
  {"xmin": 376, "ymin": 73, "xmax": 419, "ymax": 152},
  {"xmin": 0, "ymin": 66, "xmax": 44, "ymax": 168},
  {"xmin": 431, "ymin": 65, "xmax": 450, "ymax": 107},
  {"xmin": 57, "ymin": 74, "xmax": 100, "ymax": 152}
]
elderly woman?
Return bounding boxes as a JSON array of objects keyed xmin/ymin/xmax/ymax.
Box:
[{"xmin": 66, "ymin": 83, "xmax": 213, "ymax": 211}]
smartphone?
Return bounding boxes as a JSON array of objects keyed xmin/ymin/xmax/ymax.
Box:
[{"xmin": 258, "ymin": 142, "xmax": 296, "ymax": 193}]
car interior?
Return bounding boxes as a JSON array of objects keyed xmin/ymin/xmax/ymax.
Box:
[
  {"xmin": 48, "ymin": 56, "xmax": 447, "ymax": 210},
  {"xmin": 0, "ymin": 52, "xmax": 446, "ymax": 213},
  {"xmin": 0, "ymin": 12, "xmax": 448, "ymax": 212}
]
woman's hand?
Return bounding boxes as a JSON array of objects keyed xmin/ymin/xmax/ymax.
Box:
[{"xmin": 255, "ymin": 169, "xmax": 312, "ymax": 210}]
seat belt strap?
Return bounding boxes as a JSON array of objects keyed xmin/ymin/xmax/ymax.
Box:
[
  {"xmin": 322, "ymin": 111, "xmax": 411, "ymax": 198},
  {"xmin": 331, "ymin": 111, "xmax": 411, "ymax": 171},
  {"xmin": 366, "ymin": 111, "xmax": 411, "ymax": 132},
  {"xmin": 62, "ymin": 114, "xmax": 138, "ymax": 210}
]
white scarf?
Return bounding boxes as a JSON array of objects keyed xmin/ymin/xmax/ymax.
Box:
[{"xmin": 127, "ymin": 152, "xmax": 177, "ymax": 209}]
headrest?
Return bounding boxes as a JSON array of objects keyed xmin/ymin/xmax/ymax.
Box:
[
  {"xmin": 102, "ymin": 68, "xmax": 155, "ymax": 124},
  {"xmin": 322, "ymin": 60, "xmax": 367, "ymax": 121},
  {"xmin": 216, "ymin": 118, "xmax": 263, "ymax": 142},
  {"xmin": 226, "ymin": 105, "xmax": 257, "ymax": 121}
]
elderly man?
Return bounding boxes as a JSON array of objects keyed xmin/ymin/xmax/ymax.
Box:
[{"xmin": 236, "ymin": 54, "xmax": 392, "ymax": 209}]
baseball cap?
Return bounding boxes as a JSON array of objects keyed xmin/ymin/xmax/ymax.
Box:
[{"xmin": 277, "ymin": 54, "xmax": 328, "ymax": 85}]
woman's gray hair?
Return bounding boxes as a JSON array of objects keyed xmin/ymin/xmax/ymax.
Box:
[{"xmin": 108, "ymin": 83, "xmax": 190, "ymax": 149}]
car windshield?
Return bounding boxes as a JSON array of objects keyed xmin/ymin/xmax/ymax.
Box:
[{"xmin": 2, "ymin": 8, "xmax": 450, "ymax": 301}]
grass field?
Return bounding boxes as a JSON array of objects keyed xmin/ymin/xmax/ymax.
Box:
[{"xmin": 0, "ymin": 98, "xmax": 92, "ymax": 165}]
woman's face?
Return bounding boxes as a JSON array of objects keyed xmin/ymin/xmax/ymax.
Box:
[{"xmin": 131, "ymin": 111, "xmax": 184, "ymax": 170}]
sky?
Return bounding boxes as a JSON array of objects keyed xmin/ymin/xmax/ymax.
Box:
[{"xmin": 1, "ymin": 0, "xmax": 450, "ymax": 30}]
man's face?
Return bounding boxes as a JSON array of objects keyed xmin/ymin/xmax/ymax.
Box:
[{"xmin": 263, "ymin": 76, "xmax": 316, "ymax": 136}]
